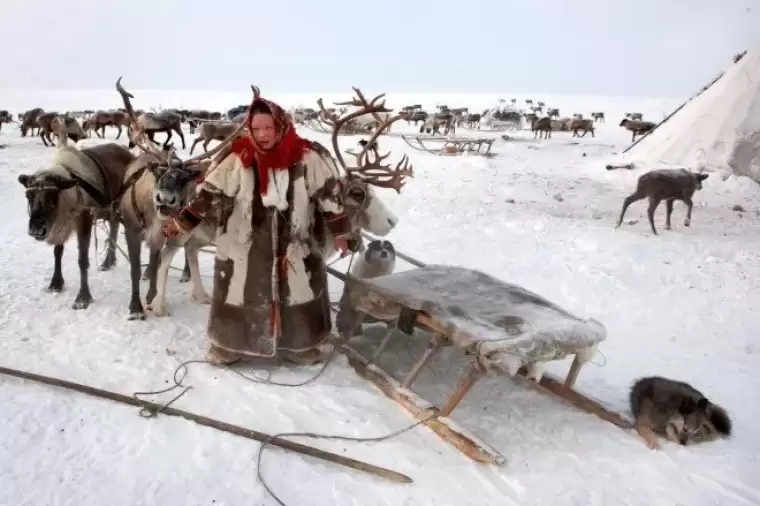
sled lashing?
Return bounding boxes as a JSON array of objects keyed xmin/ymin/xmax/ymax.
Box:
[
  {"xmin": 333, "ymin": 265, "xmax": 630, "ymax": 465},
  {"xmin": 401, "ymin": 135, "xmax": 495, "ymax": 157}
]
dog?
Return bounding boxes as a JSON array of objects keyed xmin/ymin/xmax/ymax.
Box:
[
  {"xmin": 335, "ymin": 239, "xmax": 396, "ymax": 337},
  {"xmin": 629, "ymin": 376, "xmax": 732, "ymax": 450}
]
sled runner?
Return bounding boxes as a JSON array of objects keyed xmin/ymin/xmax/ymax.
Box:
[
  {"xmin": 331, "ymin": 264, "xmax": 630, "ymax": 465},
  {"xmin": 401, "ymin": 135, "xmax": 495, "ymax": 157},
  {"xmin": 462, "ymin": 120, "xmax": 519, "ymax": 133}
]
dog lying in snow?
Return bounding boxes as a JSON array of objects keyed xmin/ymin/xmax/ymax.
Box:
[{"xmin": 630, "ymin": 375, "xmax": 732, "ymax": 450}]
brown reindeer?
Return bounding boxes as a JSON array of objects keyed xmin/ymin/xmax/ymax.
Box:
[
  {"xmin": 186, "ymin": 110, "xmax": 223, "ymax": 134},
  {"xmin": 113, "ymin": 77, "xmax": 245, "ymax": 319},
  {"xmin": 17, "ymin": 144, "xmax": 134, "ymax": 310},
  {"xmin": 129, "ymin": 109, "xmax": 186, "ymax": 150},
  {"xmin": 20, "ymin": 107, "xmax": 44, "ymax": 137},
  {"xmin": 36, "ymin": 112, "xmax": 62, "ymax": 146},
  {"xmin": 547, "ymin": 108, "xmax": 560, "ymax": 119},
  {"xmin": 616, "ymin": 168, "xmax": 709, "ymax": 235},
  {"xmin": 532, "ymin": 116, "xmax": 552, "ymax": 139},
  {"xmin": 83, "ymin": 110, "xmax": 129, "ymax": 139},
  {"xmin": 620, "ymin": 118, "xmax": 656, "ymax": 142},
  {"xmin": 0, "ymin": 110, "xmax": 12, "ymax": 131},
  {"xmin": 591, "ymin": 112, "xmax": 605, "ymax": 123},
  {"xmin": 189, "ymin": 121, "xmax": 243, "ymax": 155},
  {"xmin": 570, "ymin": 118, "xmax": 595, "ymax": 138},
  {"xmin": 51, "ymin": 115, "xmax": 87, "ymax": 146}
]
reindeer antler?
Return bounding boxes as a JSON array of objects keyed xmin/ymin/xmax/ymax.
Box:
[
  {"xmin": 115, "ymin": 77, "xmax": 248, "ymax": 170},
  {"xmin": 320, "ymin": 87, "xmax": 412, "ymax": 193}
]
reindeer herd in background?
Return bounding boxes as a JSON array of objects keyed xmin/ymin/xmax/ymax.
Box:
[{"xmin": 0, "ymin": 95, "xmax": 658, "ymax": 152}]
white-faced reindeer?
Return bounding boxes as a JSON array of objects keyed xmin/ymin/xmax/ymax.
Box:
[
  {"xmin": 113, "ymin": 77, "xmax": 245, "ymax": 320},
  {"xmin": 146, "ymin": 87, "xmax": 408, "ymax": 317}
]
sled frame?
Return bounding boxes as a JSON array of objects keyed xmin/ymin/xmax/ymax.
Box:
[
  {"xmin": 331, "ymin": 268, "xmax": 633, "ymax": 466},
  {"xmin": 401, "ymin": 135, "xmax": 495, "ymax": 157}
]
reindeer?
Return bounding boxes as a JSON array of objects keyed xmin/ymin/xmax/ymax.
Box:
[
  {"xmin": 51, "ymin": 115, "xmax": 87, "ymax": 146},
  {"xmin": 547, "ymin": 108, "xmax": 560, "ymax": 119},
  {"xmin": 616, "ymin": 168, "xmax": 709, "ymax": 235},
  {"xmin": 148, "ymin": 87, "xmax": 406, "ymax": 317},
  {"xmin": 83, "ymin": 110, "xmax": 129, "ymax": 139},
  {"xmin": 186, "ymin": 109, "xmax": 221, "ymax": 134},
  {"xmin": 625, "ymin": 112, "xmax": 643, "ymax": 121},
  {"xmin": 532, "ymin": 116, "xmax": 552, "ymax": 139},
  {"xmin": 20, "ymin": 108, "xmax": 44, "ymax": 137},
  {"xmin": 0, "ymin": 110, "xmax": 12, "ymax": 131},
  {"xmin": 569, "ymin": 118, "xmax": 595, "ymax": 138},
  {"xmin": 36, "ymin": 112, "xmax": 62, "ymax": 147},
  {"xmin": 420, "ymin": 111, "xmax": 455, "ymax": 135},
  {"xmin": 17, "ymin": 143, "xmax": 134, "ymax": 311},
  {"xmin": 591, "ymin": 112, "xmax": 605, "ymax": 123},
  {"xmin": 111, "ymin": 77, "xmax": 246, "ymax": 319},
  {"xmin": 620, "ymin": 118, "xmax": 656, "ymax": 142},
  {"xmin": 189, "ymin": 121, "xmax": 243, "ymax": 155},
  {"xmin": 130, "ymin": 109, "xmax": 186, "ymax": 150},
  {"xmin": 464, "ymin": 113, "xmax": 481, "ymax": 128}
]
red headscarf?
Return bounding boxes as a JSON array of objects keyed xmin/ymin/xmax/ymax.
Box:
[{"xmin": 242, "ymin": 91, "xmax": 312, "ymax": 194}]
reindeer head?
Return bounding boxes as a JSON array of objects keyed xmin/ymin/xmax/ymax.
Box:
[
  {"xmin": 18, "ymin": 171, "xmax": 77, "ymax": 241},
  {"xmin": 692, "ymin": 169, "xmax": 709, "ymax": 190},
  {"xmin": 316, "ymin": 87, "xmax": 413, "ymax": 236},
  {"xmin": 115, "ymin": 77, "xmax": 246, "ymax": 220}
]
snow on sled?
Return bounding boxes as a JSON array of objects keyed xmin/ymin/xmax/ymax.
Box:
[
  {"xmin": 331, "ymin": 264, "xmax": 629, "ymax": 465},
  {"xmin": 401, "ymin": 134, "xmax": 496, "ymax": 157}
]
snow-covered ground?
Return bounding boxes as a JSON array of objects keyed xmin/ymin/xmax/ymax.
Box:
[{"xmin": 1, "ymin": 90, "xmax": 759, "ymax": 506}]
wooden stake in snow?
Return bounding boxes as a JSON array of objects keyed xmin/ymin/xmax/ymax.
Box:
[{"xmin": 0, "ymin": 365, "xmax": 413, "ymax": 484}]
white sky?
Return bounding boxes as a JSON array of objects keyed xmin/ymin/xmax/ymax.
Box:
[{"xmin": 1, "ymin": 0, "xmax": 758, "ymax": 97}]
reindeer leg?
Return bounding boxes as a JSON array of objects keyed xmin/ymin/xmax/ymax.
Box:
[
  {"xmin": 179, "ymin": 250, "xmax": 191, "ymax": 283},
  {"xmin": 124, "ymin": 228, "xmax": 146, "ymax": 320},
  {"xmin": 186, "ymin": 245, "xmax": 210, "ymax": 304},
  {"xmin": 151, "ymin": 244, "xmax": 179, "ymax": 317},
  {"xmin": 189, "ymin": 137, "xmax": 202, "ymax": 155},
  {"xmin": 115, "ymin": 125, "xmax": 122, "ymax": 140},
  {"xmin": 144, "ymin": 249, "xmax": 160, "ymax": 306},
  {"xmin": 72, "ymin": 210, "xmax": 94, "ymax": 310},
  {"xmin": 616, "ymin": 192, "xmax": 644, "ymax": 228},
  {"xmin": 40, "ymin": 130, "xmax": 49, "ymax": 147},
  {"xmin": 203, "ymin": 139, "xmax": 211, "ymax": 152},
  {"xmin": 47, "ymin": 244, "xmax": 65, "ymax": 292},
  {"xmin": 175, "ymin": 127, "xmax": 186, "ymax": 150},
  {"xmin": 162, "ymin": 130, "xmax": 173, "ymax": 150},
  {"xmin": 683, "ymin": 197, "xmax": 693, "ymax": 227},
  {"xmin": 647, "ymin": 196, "xmax": 661, "ymax": 235},
  {"xmin": 665, "ymin": 200, "xmax": 674, "ymax": 230},
  {"xmin": 99, "ymin": 214, "xmax": 120, "ymax": 271}
]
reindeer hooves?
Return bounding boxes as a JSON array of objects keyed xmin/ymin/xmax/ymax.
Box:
[
  {"xmin": 151, "ymin": 303, "xmax": 169, "ymax": 317},
  {"xmin": 72, "ymin": 294, "xmax": 93, "ymax": 310},
  {"xmin": 179, "ymin": 273, "xmax": 191, "ymax": 283},
  {"xmin": 192, "ymin": 291, "xmax": 212, "ymax": 305},
  {"xmin": 128, "ymin": 310, "xmax": 146, "ymax": 321},
  {"xmin": 684, "ymin": 221, "xmax": 691, "ymax": 228},
  {"xmin": 46, "ymin": 281, "xmax": 64, "ymax": 293},
  {"xmin": 98, "ymin": 258, "xmax": 117, "ymax": 271}
]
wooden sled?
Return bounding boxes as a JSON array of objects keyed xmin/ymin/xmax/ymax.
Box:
[
  {"xmin": 329, "ymin": 264, "xmax": 632, "ymax": 466},
  {"xmin": 462, "ymin": 120, "xmax": 519, "ymax": 133},
  {"xmin": 303, "ymin": 118, "xmax": 381, "ymax": 136},
  {"xmin": 401, "ymin": 135, "xmax": 495, "ymax": 157}
]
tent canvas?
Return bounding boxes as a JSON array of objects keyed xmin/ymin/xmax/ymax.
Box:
[{"xmin": 619, "ymin": 43, "xmax": 760, "ymax": 182}]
